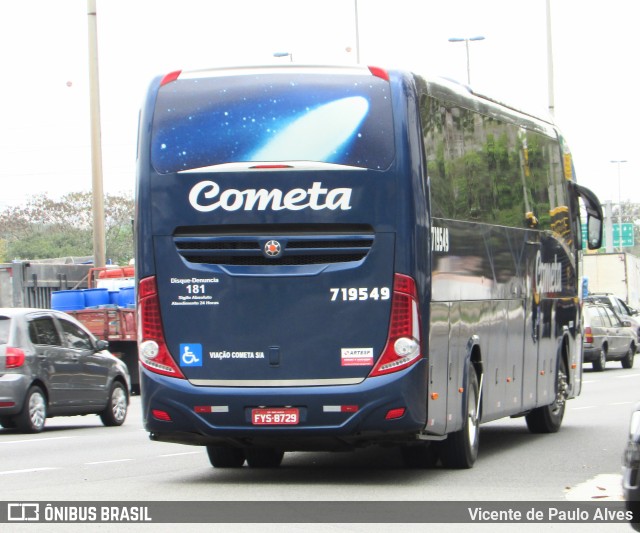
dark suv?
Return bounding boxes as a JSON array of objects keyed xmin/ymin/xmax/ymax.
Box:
[{"xmin": 0, "ymin": 308, "xmax": 130, "ymax": 432}]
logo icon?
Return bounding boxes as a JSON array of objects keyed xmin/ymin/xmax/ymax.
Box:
[
  {"xmin": 264, "ymin": 240, "xmax": 282, "ymax": 258},
  {"xmin": 8, "ymin": 503, "xmax": 40, "ymax": 521},
  {"xmin": 179, "ymin": 344, "xmax": 202, "ymax": 367}
]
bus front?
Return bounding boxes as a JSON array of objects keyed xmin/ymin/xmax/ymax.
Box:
[{"xmin": 135, "ymin": 66, "xmax": 428, "ymax": 464}]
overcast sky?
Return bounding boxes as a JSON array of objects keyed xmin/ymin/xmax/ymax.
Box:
[{"xmin": 1, "ymin": 0, "xmax": 638, "ymax": 212}]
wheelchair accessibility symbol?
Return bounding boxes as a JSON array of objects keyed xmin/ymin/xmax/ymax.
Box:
[{"xmin": 179, "ymin": 344, "xmax": 202, "ymax": 367}]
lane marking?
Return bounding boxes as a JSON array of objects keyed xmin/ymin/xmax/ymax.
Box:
[
  {"xmin": 0, "ymin": 437, "xmax": 72, "ymax": 445},
  {"xmin": 158, "ymin": 451, "xmax": 202, "ymax": 458},
  {"xmin": 572, "ymin": 401, "xmax": 633, "ymax": 410},
  {"xmin": 0, "ymin": 467, "xmax": 60, "ymax": 476},
  {"xmin": 616, "ymin": 373, "xmax": 640, "ymax": 379},
  {"xmin": 85, "ymin": 459, "xmax": 133, "ymax": 465}
]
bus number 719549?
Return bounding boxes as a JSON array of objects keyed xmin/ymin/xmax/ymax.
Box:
[{"xmin": 329, "ymin": 287, "xmax": 390, "ymax": 302}]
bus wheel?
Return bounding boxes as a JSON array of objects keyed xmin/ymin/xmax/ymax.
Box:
[
  {"xmin": 0, "ymin": 416, "xmax": 16, "ymax": 429},
  {"xmin": 245, "ymin": 447, "xmax": 284, "ymax": 468},
  {"xmin": 400, "ymin": 442, "xmax": 439, "ymax": 468},
  {"xmin": 441, "ymin": 369, "xmax": 480, "ymax": 469},
  {"xmin": 526, "ymin": 357, "xmax": 568, "ymax": 434},
  {"xmin": 206, "ymin": 445, "xmax": 246, "ymax": 468}
]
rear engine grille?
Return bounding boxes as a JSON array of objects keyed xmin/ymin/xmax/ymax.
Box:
[
  {"xmin": 174, "ymin": 233, "xmax": 374, "ymax": 266},
  {"xmin": 175, "ymin": 241, "xmax": 260, "ymax": 251}
]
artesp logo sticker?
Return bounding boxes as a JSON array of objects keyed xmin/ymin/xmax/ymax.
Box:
[
  {"xmin": 264, "ymin": 240, "xmax": 282, "ymax": 258},
  {"xmin": 179, "ymin": 344, "xmax": 202, "ymax": 367}
]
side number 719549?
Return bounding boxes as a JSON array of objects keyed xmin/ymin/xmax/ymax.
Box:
[{"xmin": 329, "ymin": 287, "xmax": 390, "ymax": 302}]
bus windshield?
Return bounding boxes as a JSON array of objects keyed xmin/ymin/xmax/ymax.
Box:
[{"xmin": 151, "ymin": 69, "xmax": 395, "ymax": 173}]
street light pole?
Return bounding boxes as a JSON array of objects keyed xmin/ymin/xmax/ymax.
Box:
[
  {"xmin": 546, "ymin": 0, "xmax": 555, "ymax": 116},
  {"xmin": 448, "ymin": 36, "xmax": 485, "ymax": 85},
  {"xmin": 87, "ymin": 0, "xmax": 106, "ymax": 268},
  {"xmin": 610, "ymin": 159, "xmax": 627, "ymax": 252}
]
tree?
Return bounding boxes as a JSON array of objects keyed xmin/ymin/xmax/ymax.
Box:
[{"xmin": 0, "ymin": 192, "xmax": 134, "ymax": 265}]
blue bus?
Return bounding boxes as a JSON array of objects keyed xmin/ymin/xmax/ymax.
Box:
[{"xmin": 135, "ymin": 65, "xmax": 603, "ymax": 469}]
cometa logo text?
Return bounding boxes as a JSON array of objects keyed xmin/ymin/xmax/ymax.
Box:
[{"xmin": 189, "ymin": 181, "xmax": 353, "ymax": 212}]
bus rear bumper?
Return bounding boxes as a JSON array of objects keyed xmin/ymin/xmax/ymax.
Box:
[{"xmin": 140, "ymin": 362, "xmax": 427, "ymax": 451}]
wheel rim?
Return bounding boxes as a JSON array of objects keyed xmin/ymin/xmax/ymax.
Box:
[
  {"xmin": 111, "ymin": 387, "xmax": 127, "ymax": 422},
  {"xmin": 599, "ymin": 349, "xmax": 606, "ymax": 369},
  {"xmin": 551, "ymin": 366, "xmax": 568, "ymax": 416},
  {"xmin": 466, "ymin": 380, "xmax": 479, "ymax": 446},
  {"xmin": 29, "ymin": 392, "xmax": 46, "ymax": 430}
]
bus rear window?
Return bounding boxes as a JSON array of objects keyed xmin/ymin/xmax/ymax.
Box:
[{"xmin": 150, "ymin": 70, "xmax": 395, "ymax": 173}]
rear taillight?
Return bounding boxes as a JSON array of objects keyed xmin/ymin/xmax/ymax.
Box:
[
  {"xmin": 584, "ymin": 326, "xmax": 594, "ymax": 344},
  {"xmin": 368, "ymin": 66, "xmax": 390, "ymax": 81},
  {"xmin": 160, "ymin": 70, "xmax": 181, "ymax": 86},
  {"xmin": 5, "ymin": 347, "xmax": 25, "ymax": 368},
  {"xmin": 369, "ymin": 274, "xmax": 422, "ymax": 377},
  {"xmin": 138, "ymin": 276, "xmax": 185, "ymax": 379}
]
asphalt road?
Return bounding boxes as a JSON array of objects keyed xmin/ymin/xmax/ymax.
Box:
[{"xmin": 1, "ymin": 357, "xmax": 638, "ymax": 532}]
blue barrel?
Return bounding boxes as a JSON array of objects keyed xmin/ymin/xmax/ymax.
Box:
[
  {"xmin": 118, "ymin": 286, "xmax": 135, "ymax": 307},
  {"xmin": 83, "ymin": 288, "xmax": 109, "ymax": 308},
  {"xmin": 51, "ymin": 290, "xmax": 85, "ymax": 311},
  {"xmin": 108, "ymin": 290, "xmax": 120, "ymax": 305}
]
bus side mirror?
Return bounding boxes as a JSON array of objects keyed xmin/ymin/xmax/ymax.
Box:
[
  {"xmin": 587, "ymin": 216, "xmax": 602, "ymax": 250},
  {"xmin": 570, "ymin": 182, "xmax": 603, "ymax": 250}
]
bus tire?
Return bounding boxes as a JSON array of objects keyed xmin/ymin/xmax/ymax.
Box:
[
  {"xmin": 627, "ymin": 500, "xmax": 640, "ymax": 532},
  {"xmin": 441, "ymin": 369, "xmax": 480, "ymax": 469},
  {"xmin": 525, "ymin": 356, "xmax": 567, "ymax": 434},
  {"xmin": 245, "ymin": 447, "xmax": 284, "ymax": 468},
  {"xmin": 0, "ymin": 416, "xmax": 17, "ymax": 429},
  {"xmin": 206, "ymin": 445, "xmax": 246, "ymax": 468},
  {"xmin": 400, "ymin": 442, "xmax": 439, "ymax": 468}
]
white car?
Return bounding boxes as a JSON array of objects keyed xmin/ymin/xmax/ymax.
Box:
[
  {"xmin": 582, "ymin": 303, "xmax": 636, "ymax": 371},
  {"xmin": 586, "ymin": 293, "xmax": 640, "ymax": 342}
]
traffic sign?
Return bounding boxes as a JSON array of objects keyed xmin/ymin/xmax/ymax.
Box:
[
  {"xmin": 611, "ymin": 223, "xmax": 634, "ymax": 247},
  {"xmin": 582, "ymin": 222, "xmax": 634, "ymax": 249}
]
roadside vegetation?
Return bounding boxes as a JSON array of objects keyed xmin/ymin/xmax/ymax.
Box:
[{"xmin": 0, "ymin": 192, "xmax": 134, "ymax": 265}]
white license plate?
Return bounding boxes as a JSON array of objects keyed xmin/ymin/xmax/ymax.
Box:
[{"xmin": 251, "ymin": 408, "xmax": 299, "ymax": 425}]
